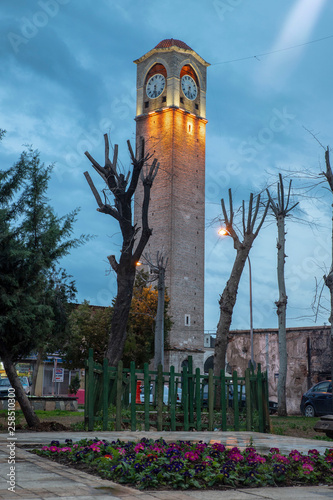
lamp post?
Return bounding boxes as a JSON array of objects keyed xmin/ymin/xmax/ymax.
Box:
[
  {"xmin": 218, "ymin": 228, "xmax": 254, "ymax": 368},
  {"xmin": 137, "ymin": 253, "xmax": 168, "ymax": 370}
]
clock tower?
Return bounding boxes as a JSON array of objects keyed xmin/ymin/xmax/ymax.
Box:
[{"xmin": 134, "ymin": 39, "xmax": 209, "ymax": 372}]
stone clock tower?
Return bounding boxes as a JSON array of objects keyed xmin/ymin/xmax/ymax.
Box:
[{"xmin": 134, "ymin": 39, "xmax": 209, "ymax": 372}]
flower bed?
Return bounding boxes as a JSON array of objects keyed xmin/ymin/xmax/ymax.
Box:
[{"xmin": 32, "ymin": 438, "xmax": 333, "ymax": 490}]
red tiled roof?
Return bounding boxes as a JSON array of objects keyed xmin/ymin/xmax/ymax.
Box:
[{"xmin": 155, "ymin": 39, "xmax": 192, "ymax": 50}]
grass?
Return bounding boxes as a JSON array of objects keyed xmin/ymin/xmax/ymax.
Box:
[{"xmin": 0, "ymin": 408, "xmax": 332, "ymax": 441}]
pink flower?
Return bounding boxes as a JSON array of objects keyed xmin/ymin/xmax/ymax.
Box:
[
  {"xmin": 90, "ymin": 445, "xmax": 101, "ymax": 453},
  {"xmin": 230, "ymin": 452, "xmax": 244, "ymax": 462},
  {"xmin": 118, "ymin": 448, "xmax": 126, "ymax": 455},
  {"xmin": 41, "ymin": 446, "xmax": 49, "ymax": 451},
  {"xmin": 184, "ymin": 451, "xmax": 199, "ymax": 461},
  {"xmin": 134, "ymin": 443, "xmax": 145, "ymax": 453},
  {"xmin": 49, "ymin": 446, "xmax": 59, "ymax": 452},
  {"xmin": 302, "ymin": 463, "xmax": 314, "ymax": 474},
  {"xmin": 272, "ymin": 454, "xmax": 290, "ymax": 464}
]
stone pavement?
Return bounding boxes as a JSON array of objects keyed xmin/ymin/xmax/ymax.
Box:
[{"xmin": 0, "ymin": 431, "xmax": 333, "ymax": 500}]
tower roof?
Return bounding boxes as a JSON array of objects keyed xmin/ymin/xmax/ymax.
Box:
[
  {"xmin": 154, "ymin": 39, "xmax": 192, "ymax": 51},
  {"xmin": 134, "ymin": 40, "xmax": 210, "ymax": 67}
]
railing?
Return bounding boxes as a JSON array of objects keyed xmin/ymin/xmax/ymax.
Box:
[{"xmin": 84, "ymin": 348, "xmax": 271, "ymax": 433}]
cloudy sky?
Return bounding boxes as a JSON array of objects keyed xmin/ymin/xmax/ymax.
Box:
[{"xmin": 1, "ymin": 0, "xmax": 333, "ymax": 334}]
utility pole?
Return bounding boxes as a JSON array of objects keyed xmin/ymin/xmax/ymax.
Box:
[
  {"xmin": 142, "ymin": 252, "xmax": 168, "ymax": 370},
  {"xmin": 155, "ymin": 264, "xmax": 165, "ymax": 369}
]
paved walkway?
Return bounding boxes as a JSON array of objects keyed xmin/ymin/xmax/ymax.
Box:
[{"xmin": 0, "ymin": 431, "xmax": 332, "ymax": 499}]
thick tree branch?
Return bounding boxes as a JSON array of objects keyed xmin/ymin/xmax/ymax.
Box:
[{"xmin": 107, "ymin": 254, "xmax": 119, "ymax": 272}]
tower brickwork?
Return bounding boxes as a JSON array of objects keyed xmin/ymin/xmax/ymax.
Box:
[{"xmin": 134, "ymin": 40, "xmax": 209, "ymax": 371}]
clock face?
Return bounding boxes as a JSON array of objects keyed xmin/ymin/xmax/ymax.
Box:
[
  {"xmin": 146, "ymin": 73, "xmax": 166, "ymax": 99},
  {"xmin": 181, "ymin": 75, "xmax": 198, "ymax": 101}
]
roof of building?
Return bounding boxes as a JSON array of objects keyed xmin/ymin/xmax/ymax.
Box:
[{"xmin": 154, "ymin": 39, "xmax": 192, "ymax": 50}]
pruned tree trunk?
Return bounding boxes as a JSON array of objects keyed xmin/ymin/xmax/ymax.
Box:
[
  {"xmin": 1, "ymin": 348, "xmax": 40, "ymax": 427},
  {"xmin": 322, "ymin": 147, "xmax": 333, "ymax": 412},
  {"xmin": 276, "ymin": 214, "xmax": 287, "ymax": 416},
  {"xmin": 214, "ymin": 189, "xmax": 268, "ymax": 378},
  {"xmin": 215, "ymin": 244, "xmax": 252, "ymax": 372},
  {"xmin": 107, "ymin": 262, "xmax": 136, "ymax": 365},
  {"xmin": 267, "ymin": 173, "xmax": 298, "ymax": 417},
  {"xmin": 85, "ymin": 135, "xmax": 159, "ymax": 366}
]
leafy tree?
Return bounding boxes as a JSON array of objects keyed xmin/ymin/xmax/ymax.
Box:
[
  {"xmin": 30, "ymin": 267, "xmax": 77, "ymax": 396},
  {"xmin": 0, "ymin": 145, "xmax": 86, "ymax": 427},
  {"xmin": 64, "ymin": 271, "xmax": 171, "ymax": 369},
  {"xmin": 65, "ymin": 301, "xmax": 111, "ymax": 368}
]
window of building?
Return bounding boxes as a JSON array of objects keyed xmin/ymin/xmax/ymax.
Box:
[{"xmin": 185, "ymin": 314, "xmax": 191, "ymax": 326}]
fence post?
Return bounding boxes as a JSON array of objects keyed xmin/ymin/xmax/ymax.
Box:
[
  {"xmin": 195, "ymin": 368, "xmax": 201, "ymax": 431},
  {"xmin": 170, "ymin": 365, "xmax": 176, "ymax": 431},
  {"xmin": 208, "ymin": 368, "xmax": 214, "ymax": 431},
  {"xmin": 245, "ymin": 368, "xmax": 252, "ymax": 431},
  {"xmin": 87, "ymin": 348, "xmax": 94, "ymax": 431},
  {"xmin": 143, "ymin": 363, "xmax": 150, "ymax": 431},
  {"xmin": 257, "ymin": 364, "xmax": 264, "ymax": 433},
  {"xmin": 116, "ymin": 361, "xmax": 123, "ymax": 431},
  {"xmin": 220, "ymin": 370, "xmax": 227, "ymax": 431},
  {"xmin": 157, "ymin": 364, "xmax": 163, "ymax": 431},
  {"xmin": 130, "ymin": 361, "xmax": 136, "ymax": 431},
  {"xmin": 102, "ymin": 358, "xmax": 109, "ymax": 431},
  {"xmin": 188, "ymin": 356, "xmax": 194, "ymax": 427},
  {"xmin": 183, "ymin": 366, "xmax": 189, "ymax": 431},
  {"xmin": 232, "ymin": 370, "xmax": 239, "ymax": 431}
]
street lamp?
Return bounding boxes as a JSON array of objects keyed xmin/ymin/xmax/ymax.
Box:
[{"xmin": 218, "ymin": 227, "xmax": 254, "ymax": 369}]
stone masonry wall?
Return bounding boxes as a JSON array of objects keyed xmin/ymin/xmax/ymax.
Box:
[{"xmin": 227, "ymin": 326, "xmax": 331, "ymax": 414}]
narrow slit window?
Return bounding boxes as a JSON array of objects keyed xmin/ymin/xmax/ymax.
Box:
[{"xmin": 185, "ymin": 314, "xmax": 191, "ymax": 326}]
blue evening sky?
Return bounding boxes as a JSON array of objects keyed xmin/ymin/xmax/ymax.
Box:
[{"xmin": 1, "ymin": 0, "xmax": 333, "ymax": 333}]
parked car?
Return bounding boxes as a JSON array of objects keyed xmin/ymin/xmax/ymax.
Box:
[
  {"xmin": 300, "ymin": 380, "xmax": 332, "ymax": 417},
  {"xmin": 0, "ymin": 377, "xmax": 31, "ymax": 397},
  {"xmin": 0, "ymin": 378, "xmax": 12, "ymax": 397},
  {"xmin": 202, "ymin": 384, "xmax": 278, "ymax": 414}
]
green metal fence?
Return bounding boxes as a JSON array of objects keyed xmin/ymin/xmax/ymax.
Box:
[{"xmin": 84, "ymin": 348, "xmax": 271, "ymax": 433}]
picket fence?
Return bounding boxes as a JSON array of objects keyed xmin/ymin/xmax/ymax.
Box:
[{"xmin": 84, "ymin": 348, "xmax": 271, "ymax": 433}]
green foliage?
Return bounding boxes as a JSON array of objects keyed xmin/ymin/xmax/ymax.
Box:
[
  {"xmin": 65, "ymin": 301, "xmax": 112, "ymax": 368},
  {"xmin": 33, "ymin": 438, "xmax": 333, "ymax": 490},
  {"xmin": 65, "ymin": 271, "xmax": 172, "ymax": 368},
  {"xmin": 0, "ymin": 145, "xmax": 87, "ymax": 362}
]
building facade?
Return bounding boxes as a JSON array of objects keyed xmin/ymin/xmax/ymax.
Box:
[
  {"xmin": 225, "ymin": 325, "xmax": 331, "ymax": 414},
  {"xmin": 133, "ymin": 39, "xmax": 209, "ymax": 371}
]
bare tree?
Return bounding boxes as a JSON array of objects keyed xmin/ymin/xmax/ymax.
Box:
[
  {"xmin": 214, "ymin": 189, "xmax": 269, "ymax": 376},
  {"xmin": 266, "ymin": 174, "xmax": 298, "ymax": 416},
  {"xmin": 84, "ymin": 135, "xmax": 159, "ymax": 366},
  {"xmin": 321, "ymin": 146, "xmax": 333, "ymax": 399}
]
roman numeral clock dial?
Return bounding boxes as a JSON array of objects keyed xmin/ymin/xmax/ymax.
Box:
[
  {"xmin": 146, "ymin": 73, "xmax": 166, "ymax": 98},
  {"xmin": 181, "ymin": 75, "xmax": 197, "ymax": 100}
]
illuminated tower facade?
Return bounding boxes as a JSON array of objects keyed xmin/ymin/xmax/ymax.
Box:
[{"xmin": 134, "ymin": 39, "xmax": 209, "ymax": 371}]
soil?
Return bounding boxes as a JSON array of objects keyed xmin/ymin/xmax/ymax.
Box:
[{"xmin": 0, "ymin": 413, "xmax": 83, "ymax": 432}]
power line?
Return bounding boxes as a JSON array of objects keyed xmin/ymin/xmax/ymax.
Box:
[{"xmin": 211, "ymin": 34, "xmax": 333, "ymax": 66}]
